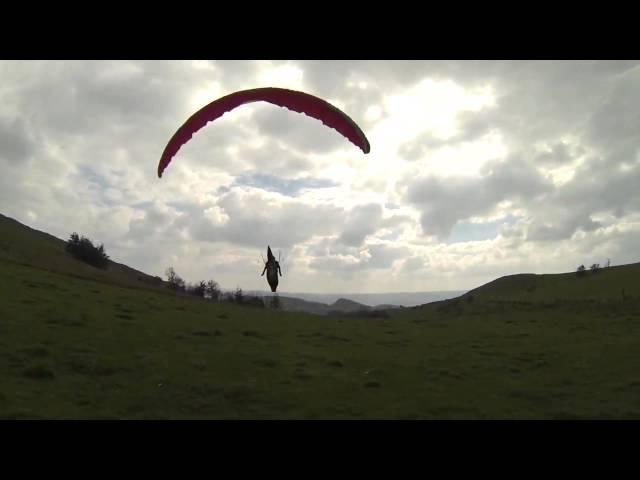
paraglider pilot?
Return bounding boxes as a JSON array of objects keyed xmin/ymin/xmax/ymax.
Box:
[{"xmin": 261, "ymin": 246, "xmax": 282, "ymax": 293}]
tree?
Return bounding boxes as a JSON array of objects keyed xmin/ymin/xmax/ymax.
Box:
[
  {"xmin": 205, "ymin": 280, "xmax": 221, "ymax": 301},
  {"xmin": 234, "ymin": 287, "xmax": 244, "ymax": 304},
  {"xmin": 188, "ymin": 280, "xmax": 206, "ymax": 298},
  {"xmin": 576, "ymin": 264, "xmax": 586, "ymax": 277},
  {"xmin": 590, "ymin": 263, "xmax": 600, "ymax": 273},
  {"xmin": 165, "ymin": 267, "xmax": 186, "ymax": 292},
  {"xmin": 65, "ymin": 232, "xmax": 110, "ymax": 269},
  {"xmin": 165, "ymin": 267, "xmax": 177, "ymax": 284}
]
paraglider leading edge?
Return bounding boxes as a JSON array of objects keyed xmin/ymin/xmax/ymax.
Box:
[{"xmin": 157, "ymin": 87, "xmax": 371, "ymax": 178}]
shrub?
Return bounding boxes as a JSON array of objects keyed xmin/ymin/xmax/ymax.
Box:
[
  {"xmin": 187, "ymin": 281, "xmax": 207, "ymax": 298},
  {"xmin": 205, "ymin": 280, "xmax": 221, "ymax": 301},
  {"xmin": 65, "ymin": 232, "xmax": 110, "ymax": 269}
]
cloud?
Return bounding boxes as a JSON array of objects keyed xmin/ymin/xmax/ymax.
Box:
[
  {"xmin": 233, "ymin": 139, "xmax": 315, "ymax": 177},
  {"xmin": 527, "ymin": 214, "xmax": 602, "ymax": 242},
  {"xmin": 533, "ymin": 141, "xmax": 577, "ymax": 166},
  {"xmin": 584, "ymin": 65, "xmax": 640, "ymax": 155},
  {"xmin": 230, "ymin": 172, "xmax": 338, "ymax": 197},
  {"xmin": 188, "ymin": 189, "xmax": 344, "ymax": 249},
  {"xmin": 3, "ymin": 60, "xmax": 640, "ymax": 294},
  {"xmin": 251, "ymin": 104, "xmax": 356, "ymax": 154},
  {"xmin": 0, "ymin": 115, "xmax": 36, "ymax": 164},
  {"xmin": 406, "ymin": 156, "xmax": 553, "ymax": 239},
  {"xmin": 402, "ymin": 256, "xmax": 428, "ymax": 272},
  {"xmin": 366, "ymin": 243, "xmax": 412, "ymax": 269},
  {"xmin": 338, "ymin": 203, "xmax": 383, "ymax": 246}
]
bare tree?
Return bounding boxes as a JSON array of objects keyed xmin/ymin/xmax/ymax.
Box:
[
  {"xmin": 188, "ymin": 280, "xmax": 207, "ymax": 298},
  {"xmin": 205, "ymin": 280, "xmax": 221, "ymax": 301},
  {"xmin": 234, "ymin": 287, "xmax": 244, "ymax": 304},
  {"xmin": 165, "ymin": 267, "xmax": 186, "ymax": 291}
]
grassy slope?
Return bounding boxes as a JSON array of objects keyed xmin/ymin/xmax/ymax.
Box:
[
  {"xmin": 1, "ymin": 213, "xmax": 640, "ymax": 419},
  {"xmin": 2, "ymin": 257, "xmax": 639, "ymax": 419},
  {"xmin": 463, "ymin": 263, "xmax": 640, "ymax": 303},
  {"xmin": 0, "ymin": 213, "xmax": 169, "ymax": 294}
]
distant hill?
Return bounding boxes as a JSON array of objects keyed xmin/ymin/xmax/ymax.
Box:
[
  {"xmin": 266, "ymin": 295, "xmax": 332, "ymax": 315},
  {"xmin": 273, "ymin": 291, "xmax": 466, "ymax": 307},
  {"xmin": 258, "ymin": 295, "xmax": 401, "ymax": 316},
  {"xmin": 330, "ymin": 298, "xmax": 369, "ymax": 313}
]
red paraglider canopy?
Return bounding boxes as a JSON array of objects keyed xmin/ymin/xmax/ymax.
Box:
[{"xmin": 157, "ymin": 87, "xmax": 371, "ymax": 178}]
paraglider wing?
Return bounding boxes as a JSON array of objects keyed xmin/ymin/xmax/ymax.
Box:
[{"xmin": 157, "ymin": 87, "xmax": 371, "ymax": 178}]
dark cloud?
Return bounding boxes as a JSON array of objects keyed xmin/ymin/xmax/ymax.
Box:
[
  {"xmin": 0, "ymin": 116, "xmax": 36, "ymax": 164},
  {"xmin": 366, "ymin": 244, "xmax": 411, "ymax": 269},
  {"xmin": 527, "ymin": 214, "xmax": 602, "ymax": 242},
  {"xmin": 402, "ymin": 256, "xmax": 428, "ymax": 272},
  {"xmin": 338, "ymin": 203, "xmax": 383, "ymax": 247},
  {"xmin": 455, "ymin": 107, "xmax": 501, "ymax": 143},
  {"xmin": 533, "ymin": 141, "xmax": 576, "ymax": 166},
  {"xmin": 13, "ymin": 62, "xmax": 197, "ymax": 137},
  {"xmin": 521, "ymin": 154, "xmax": 640, "ymax": 242},
  {"xmin": 406, "ymin": 156, "xmax": 553, "ymax": 239},
  {"xmin": 440, "ymin": 61, "xmax": 638, "ymax": 152},
  {"xmin": 565, "ymin": 160, "xmax": 640, "ymax": 212},
  {"xmin": 126, "ymin": 203, "xmax": 174, "ymax": 242},
  {"xmin": 584, "ymin": 65, "xmax": 640, "ymax": 154},
  {"xmin": 305, "ymin": 236, "xmax": 333, "ymax": 257}
]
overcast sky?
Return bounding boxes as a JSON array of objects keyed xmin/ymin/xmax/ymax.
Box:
[{"xmin": 1, "ymin": 60, "xmax": 639, "ymax": 293}]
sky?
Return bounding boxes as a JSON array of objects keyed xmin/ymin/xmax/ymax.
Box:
[{"xmin": 1, "ymin": 60, "xmax": 639, "ymax": 294}]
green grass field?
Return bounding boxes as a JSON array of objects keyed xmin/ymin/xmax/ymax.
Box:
[{"xmin": 1, "ymin": 213, "xmax": 640, "ymax": 419}]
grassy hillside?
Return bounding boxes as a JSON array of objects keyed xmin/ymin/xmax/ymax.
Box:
[
  {"xmin": 2, "ymin": 213, "xmax": 640, "ymax": 419},
  {"xmin": 462, "ymin": 263, "xmax": 640, "ymax": 303},
  {"xmin": 0, "ymin": 213, "xmax": 169, "ymax": 294}
]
